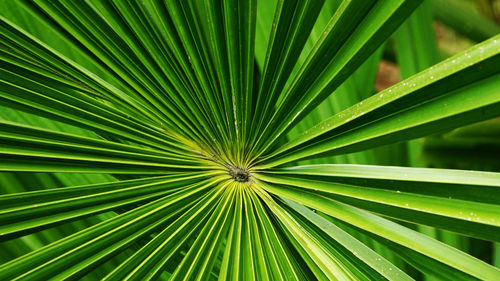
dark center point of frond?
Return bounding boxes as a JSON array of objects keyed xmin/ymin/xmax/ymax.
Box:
[{"xmin": 228, "ymin": 166, "xmax": 250, "ymax": 183}]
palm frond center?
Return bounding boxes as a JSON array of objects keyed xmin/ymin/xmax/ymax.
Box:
[{"xmin": 228, "ymin": 165, "xmax": 251, "ymax": 183}]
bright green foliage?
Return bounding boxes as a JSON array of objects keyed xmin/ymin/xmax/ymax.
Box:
[{"xmin": 1, "ymin": 0, "xmax": 500, "ymax": 280}]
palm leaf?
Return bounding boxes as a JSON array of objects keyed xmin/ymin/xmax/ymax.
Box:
[{"xmin": 1, "ymin": 0, "xmax": 500, "ymax": 280}]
